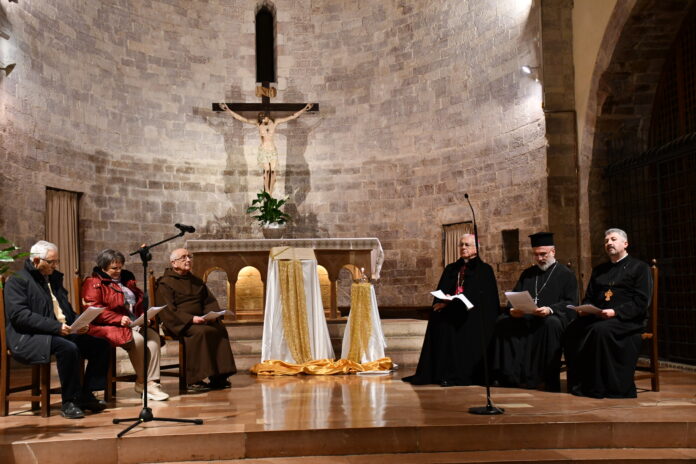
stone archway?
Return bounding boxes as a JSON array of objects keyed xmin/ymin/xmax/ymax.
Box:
[{"xmin": 579, "ymin": 0, "xmax": 695, "ymax": 276}]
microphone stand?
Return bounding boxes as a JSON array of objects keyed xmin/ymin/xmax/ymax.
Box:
[
  {"xmin": 114, "ymin": 229, "xmax": 203, "ymax": 437},
  {"xmin": 464, "ymin": 193, "xmax": 504, "ymax": 415}
]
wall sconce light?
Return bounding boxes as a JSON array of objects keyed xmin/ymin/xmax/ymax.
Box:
[
  {"xmin": 1, "ymin": 63, "xmax": 16, "ymax": 76},
  {"xmin": 521, "ymin": 65, "xmax": 540, "ymax": 82}
]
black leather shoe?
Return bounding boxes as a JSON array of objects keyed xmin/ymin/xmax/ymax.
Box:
[
  {"xmin": 440, "ymin": 380, "xmax": 455, "ymax": 387},
  {"xmin": 208, "ymin": 379, "xmax": 231, "ymax": 390},
  {"xmin": 80, "ymin": 392, "xmax": 107, "ymax": 412},
  {"xmin": 187, "ymin": 381, "xmax": 211, "ymax": 392},
  {"xmin": 60, "ymin": 401, "xmax": 85, "ymax": 419}
]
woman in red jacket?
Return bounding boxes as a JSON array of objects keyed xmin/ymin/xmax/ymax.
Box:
[{"xmin": 81, "ymin": 249, "xmax": 168, "ymax": 401}]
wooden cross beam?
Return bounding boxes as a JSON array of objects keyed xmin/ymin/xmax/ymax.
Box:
[{"xmin": 213, "ymin": 83, "xmax": 319, "ymax": 114}]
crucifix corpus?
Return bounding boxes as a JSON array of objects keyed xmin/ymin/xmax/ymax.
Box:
[{"xmin": 213, "ymin": 84, "xmax": 319, "ymax": 196}]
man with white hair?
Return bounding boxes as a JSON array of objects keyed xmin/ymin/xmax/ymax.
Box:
[
  {"xmin": 4, "ymin": 240, "xmax": 110, "ymax": 419},
  {"xmin": 565, "ymin": 228, "xmax": 652, "ymax": 398},
  {"xmin": 492, "ymin": 232, "xmax": 578, "ymax": 391},
  {"xmin": 403, "ymin": 233, "xmax": 500, "ymax": 387},
  {"xmin": 156, "ymin": 248, "xmax": 236, "ymax": 392}
]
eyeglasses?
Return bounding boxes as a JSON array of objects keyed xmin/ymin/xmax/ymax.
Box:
[
  {"xmin": 173, "ymin": 254, "xmax": 194, "ymax": 262},
  {"xmin": 40, "ymin": 258, "xmax": 60, "ymax": 265}
]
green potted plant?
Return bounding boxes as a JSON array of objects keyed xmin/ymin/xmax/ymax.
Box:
[
  {"xmin": 246, "ymin": 190, "xmax": 291, "ymax": 238},
  {"xmin": 0, "ymin": 236, "xmax": 29, "ymax": 287}
]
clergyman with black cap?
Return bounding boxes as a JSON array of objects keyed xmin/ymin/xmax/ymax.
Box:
[{"xmin": 491, "ymin": 232, "xmax": 578, "ymax": 391}]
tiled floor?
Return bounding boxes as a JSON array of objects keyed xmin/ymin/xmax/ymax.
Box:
[{"xmin": 1, "ymin": 368, "xmax": 695, "ymax": 463}]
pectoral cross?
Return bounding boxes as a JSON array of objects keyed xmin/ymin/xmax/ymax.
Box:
[{"xmin": 604, "ymin": 289, "xmax": 613, "ymax": 301}]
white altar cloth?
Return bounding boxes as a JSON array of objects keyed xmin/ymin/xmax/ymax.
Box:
[{"xmin": 261, "ymin": 249, "xmax": 335, "ymax": 363}]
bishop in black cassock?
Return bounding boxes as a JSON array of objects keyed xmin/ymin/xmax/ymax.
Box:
[
  {"xmin": 403, "ymin": 234, "xmax": 500, "ymax": 387},
  {"xmin": 492, "ymin": 232, "xmax": 578, "ymax": 391},
  {"xmin": 565, "ymin": 228, "xmax": 652, "ymax": 398}
]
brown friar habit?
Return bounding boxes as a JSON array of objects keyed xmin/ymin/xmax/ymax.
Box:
[{"xmin": 156, "ymin": 268, "xmax": 236, "ymax": 384}]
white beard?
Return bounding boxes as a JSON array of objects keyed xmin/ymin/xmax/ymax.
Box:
[{"xmin": 537, "ymin": 257, "xmax": 556, "ymax": 271}]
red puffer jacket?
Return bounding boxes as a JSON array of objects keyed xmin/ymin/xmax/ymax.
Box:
[{"xmin": 81, "ymin": 267, "xmax": 144, "ymax": 347}]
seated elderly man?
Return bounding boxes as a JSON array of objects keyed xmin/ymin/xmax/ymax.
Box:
[
  {"xmin": 4, "ymin": 240, "xmax": 110, "ymax": 419},
  {"xmin": 156, "ymin": 248, "xmax": 236, "ymax": 391},
  {"xmin": 492, "ymin": 232, "xmax": 578, "ymax": 391}
]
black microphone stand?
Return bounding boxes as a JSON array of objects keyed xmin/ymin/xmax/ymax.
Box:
[
  {"xmin": 114, "ymin": 228, "xmax": 203, "ymax": 437},
  {"xmin": 464, "ymin": 193, "xmax": 504, "ymax": 415}
]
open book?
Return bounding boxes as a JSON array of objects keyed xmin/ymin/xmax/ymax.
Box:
[
  {"xmin": 70, "ymin": 306, "xmax": 105, "ymax": 334},
  {"xmin": 129, "ymin": 305, "xmax": 167, "ymax": 328},
  {"xmin": 430, "ymin": 290, "xmax": 474, "ymax": 310}
]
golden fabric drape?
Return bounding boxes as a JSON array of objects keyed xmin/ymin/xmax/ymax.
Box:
[
  {"xmin": 45, "ymin": 189, "xmax": 80, "ymax": 306},
  {"xmin": 443, "ymin": 222, "xmax": 473, "ymax": 265},
  {"xmin": 278, "ymin": 259, "xmax": 312, "ymax": 364},
  {"xmin": 346, "ymin": 283, "xmax": 372, "ymax": 363},
  {"xmin": 251, "ymin": 357, "xmax": 393, "ymax": 376}
]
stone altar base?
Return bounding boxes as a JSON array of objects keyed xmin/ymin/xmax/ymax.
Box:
[{"xmin": 1, "ymin": 368, "xmax": 695, "ymax": 463}]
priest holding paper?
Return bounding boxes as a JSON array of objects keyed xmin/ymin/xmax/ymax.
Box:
[
  {"xmin": 403, "ymin": 234, "xmax": 499, "ymax": 387},
  {"xmin": 492, "ymin": 232, "xmax": 578, "ymax": 391},
  {"xmin": 564, "ymin": 228, "xmax": 652, "ymax": 398},
  {"xmin": 156, "ymin": 248, "xmax": 236, "ymax": 391}
]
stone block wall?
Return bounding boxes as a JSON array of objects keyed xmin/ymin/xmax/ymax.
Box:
[{"xmin": 1, "ymin": 0, "xmax": 550, "ymax": 305}]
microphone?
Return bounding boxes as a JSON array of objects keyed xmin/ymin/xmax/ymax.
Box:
[
  {"xmin": 175, "ymin": 223, "xmax": 196, "ymax": 234},
  {"xmin": 464, "ymin": 193, "xmax": 479, "ymax": 257}
]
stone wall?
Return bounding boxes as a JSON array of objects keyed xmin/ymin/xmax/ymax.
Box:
[{"xmin": 0, "ymin": 0, "xmax": 549, "ymax": 305}]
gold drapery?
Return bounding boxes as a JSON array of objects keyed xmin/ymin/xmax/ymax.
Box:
[
  {"xmin": 251, "ymin": 357, "xmax": 393, "ymax": 376},
  {"xmin": 346, "ymin": 283, "xmax": 372, "ymax": 363},
  {"xmin": 278, "ymin": 259, "xmax": 312, "ymax": 364}
]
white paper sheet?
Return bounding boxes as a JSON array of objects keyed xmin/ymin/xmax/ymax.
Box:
[
  {"xmin": 202, "ymin": 309, "xmax": 232, "ymax": 321},
  {"xmin": 70, "ymin": 306, "xmax": 105, "ymax": 333},
  {"xmin": 129, "ymin": 305, "xmax": 167, "ymax": 328},
  {"xmin": 504, "ymin": 291, "xmax": 538, "ymax": 314}
]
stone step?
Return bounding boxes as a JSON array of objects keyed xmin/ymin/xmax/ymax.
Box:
[
  {"xmin": 171, "ymin": 447, "xmax": 696, "ymax": 463},
  {"xmin": 112, "ymin": 318, "xmax": 426, "ymax": 373}
]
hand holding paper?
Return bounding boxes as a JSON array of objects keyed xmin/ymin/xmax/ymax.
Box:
[
  {"xmin": 202, "ymin": 310, "xmax": 233, "ymax": 321},
  {"xmin": 129, "ymin": 305, "xmax": 167, "ymax": 328},
  {"xmin": 504, "ymin": 291, "xmax": 538, "ymax": 314},
  {"xmin": 69, "ymin": 306, "xmax": 105, "ymax": 334},
  {"xmin": 430, "ymin": 290, "xmax": 473, "ymax": 310}
]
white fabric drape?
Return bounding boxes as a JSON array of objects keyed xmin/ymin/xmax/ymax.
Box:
[
  {"xmin": 340, "ymin": 285, "xmax": 386, "ymax": 363},
  {"xmin": 261, "ymin": 257, "xmax": 334, "ymax": 363}
]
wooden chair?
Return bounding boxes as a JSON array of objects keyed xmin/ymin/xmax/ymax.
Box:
[
  {"xmin": 0, "ymin": 276, "xmax": 54, "ymax": 417},
  {"xmin": 635, "ymin": 259, "xmax": 660, "ymax": 392}
]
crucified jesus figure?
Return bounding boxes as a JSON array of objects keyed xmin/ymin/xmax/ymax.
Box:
[{"xmin": 219, "ymin": 102, "xmax": 313, "ymax": 195}]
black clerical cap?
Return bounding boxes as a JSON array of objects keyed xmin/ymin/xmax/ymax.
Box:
[{"xmin": 529, "ymin": 232, "xmax": 554, "ymax": 247}]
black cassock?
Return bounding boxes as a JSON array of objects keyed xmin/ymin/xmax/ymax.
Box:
[
  {"xmin": 403, "ymin": 256, "xmax": 500, "ymax": 386},
  {"xmin": 492, "ymin": 262, "xmax": 578, "ymax": 391},
  {"xmin": 565, "ymin": 254, "xmax": 652, "ymax": 398}
]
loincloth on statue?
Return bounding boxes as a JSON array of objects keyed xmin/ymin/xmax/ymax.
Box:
[{"xmin": 257, "ymin": 146, "xmax": 278, "ymax": 166}]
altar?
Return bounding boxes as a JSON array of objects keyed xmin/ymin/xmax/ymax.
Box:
[{"xmin": 185, "ymin": 238, "xmax": 384, "ymax": 320}]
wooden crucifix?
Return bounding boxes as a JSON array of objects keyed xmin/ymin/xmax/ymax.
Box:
[{"xmin": 213, "ymin": 83, "xmax": 319, "ymax": 196}]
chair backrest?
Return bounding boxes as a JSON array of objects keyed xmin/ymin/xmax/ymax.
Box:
[
  {"xmin": 1, "ymin": 276, "xmax": 9, "ymax": 356},
  {"xmin": 647, "ymin": 259, "xmax": 659, "ymax": 336},
  {"xmin": 72, "ymin": 269, "xmax": 82, "ymax": 314}
]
